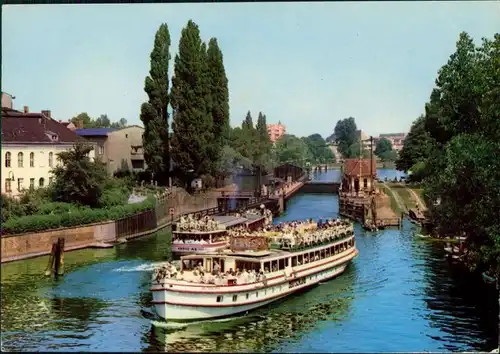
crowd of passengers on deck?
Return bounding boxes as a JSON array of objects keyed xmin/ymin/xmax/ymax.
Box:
[
  {"xmin": 177, "ymin": 214, "xmax": 224, "ymax": 232},
  {"xmin": 153, "ymin": 261, "xmax": 268, "ymax": 285},
  {"xmin": 154, "ymin": 236, "xmax": 355, "ymax": 285},
  {"xmin": 227, "ymin": 217, "xmax": 353, "ymax": 249}
]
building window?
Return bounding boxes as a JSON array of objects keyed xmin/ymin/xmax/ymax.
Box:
[
  {"xmin": 17, "ymin": 178, "xmax": 24, "ymax": 192},
  {"xmin": 39, "ymin": 178, "xmax": 45, "ymax": 187},
  {"xmin": 5, "ymin": 152, "xmax": 11, "ymax": 167},
  {"xmin": 5, "ymin": 179, "xmax": 12, "ymax": 193},
  {"xmin": 48, "ymin": 152, "xmax": 53, "ymax": 167},
  {"xmin": 363, "ymin": 178, "xmax": 368, "ymax": 189},
  {"xmin": 30, "ymin": 152, "xmax": 35, "ymax": 167},
  {"xmin": 49, "ymin": 177, "xmax": 53, "ymax": 185},
  {"xmin": 18, "ymin": 152, "xmax": 24, "ymax": 168},
  {"xmin": 30, "ymin": 178, "xmax": 35, "ymax": 189},
  {"xmin": 216, "ymin": 296, "xmax": 223, "ymax": 303}
]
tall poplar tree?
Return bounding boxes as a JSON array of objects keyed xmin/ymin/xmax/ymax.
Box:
[
  {"xmin": 139, "ymin": 24, "xmax": 171, "ymax": 183},
  {"xmin": 207, "ymin": 38, "xmax": 230, "ymax": 161},
  {"xmin": 255, "ymin": 112, "xmax": 272, "ymax": 168},
  {"xmin": 170, "ymin": 20, "xmax": 214, "ymax": 182}
]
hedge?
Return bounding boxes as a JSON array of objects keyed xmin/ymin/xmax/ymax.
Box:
[{"xmin": 2, "ymin": 196, "xmax": 156, "ymax": 235}]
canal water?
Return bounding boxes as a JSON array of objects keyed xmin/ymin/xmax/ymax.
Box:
[{"xmin": 1, "ymin": 170, "xmax": 497, "ymax": 352}]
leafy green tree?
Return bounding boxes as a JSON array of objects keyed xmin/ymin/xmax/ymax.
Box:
[
  {"xmin": 255, "ymin": 112, "xmax": 273, "ymax": 169},
  {"xmin": 139, "ymin": 23, "xmax": 171, "ymax": 184},
  {"xmin": 207, "ymin": 38, "xmax": 230, "ymax": 155},
  {"xmin": 395, "ymin": 115, "xmax": 435, "ymax": 173},
  {"xmin": 170, "ymin": 20, "xmax": 213, "ymax": 183},
  {"xmin": 110, "ymin": 118, "xmax": 128, "ymax": 129},
  {"xmin": 334, "ymin": 117, "xmax": 358, "ymax": 157},
  {"xmin": 94, "ymin": 114, "xmax": 111, "ymax": 128},
  {"xmin": 274, "ymin": 134, "xmax": 311, "ymax": 167},
  {"xmin": 302, "ymin": 134, "xmax": 335, "ymax": 163},
  {"xmin": 407, "ymin": 32, "xmax": 500, "ymax": 278},
  {"xmin": 71, "ymin": 112, "xmax": 93, "ymax": 127},
  {"xmin": 379, "ymin": 150, "xmax": 398, "ymax": 162},
  {"xmin": 374, "ymin": 138, "xmax": 392, "ymax": 157},
  {"xmin": 71, "ymin": 113, "xmax": 127, "ymax": 129},
  {"xmin": 51, "ymin": 144, "xmax": 107, "ymax": 208}
]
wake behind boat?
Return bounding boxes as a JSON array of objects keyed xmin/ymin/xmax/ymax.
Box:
[{"xmin": 151, "ymin": 218, "xmax": 357, "ymax": 321}]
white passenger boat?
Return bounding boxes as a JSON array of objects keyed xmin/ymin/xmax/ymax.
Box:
[
  {"xmin": 172, "ymin": 212, "xmax": 267, "ymax": 255},
  {"xmin": 152, "ymin": 219, "xmax": 357, "ymax": 321}
]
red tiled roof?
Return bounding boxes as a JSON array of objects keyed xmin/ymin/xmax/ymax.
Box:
[
  {"xmin": 344, "ymin": 159, "xmax": 376, "ymax": 177},
  {"xmin": 1, "ymin": 108, "xmax": 88, "ymax": 144}
]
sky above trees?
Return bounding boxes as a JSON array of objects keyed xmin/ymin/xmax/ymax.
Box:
[{"xmin": 2, "ymin": 3, "xmax": 499, "ymax": 137}]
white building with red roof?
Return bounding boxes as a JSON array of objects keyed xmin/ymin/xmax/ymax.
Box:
[{"xmin": 1, "ymin": 101, "xmax": 95, "ymax": 197}]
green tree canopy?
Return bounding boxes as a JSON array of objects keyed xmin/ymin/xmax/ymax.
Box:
[
  {"xmin": 139, "ymin": 23, "xmax": 171, "ymax": 183},
  {"xmin": 302, "ymin": 134, "xmax": 335, "ymax": 164},
  {"xmin": 71, "ymin": 113, "xmax": 126, "ymax": 129},
  {"xmin": 170, "ymin": 20, "xmax": 214, "ymax": 182},
  {"xmin": 395, "ymin": 115, "xmax": 435, "ymax": 174},
  {"xmin": 334, "ymin": 117, "xmax": 358, "ymax": 157},
  {"xmin": 51, "ymin": 144, "xmax": 107, "ymax": 208},
  {"xmin": 374, "ymin": 138, "xmax": 392, "ymax": 156},
  {"xmin": 404, "ymin": 31, "xmax": 500, "ymax": 277},
  {"xmin": 273, "ymin": 134, "xmax": 311, "ymax": 167},
  {"xmin": 207, "ymin": 38, "xmax": 230, "ymax": 156}
]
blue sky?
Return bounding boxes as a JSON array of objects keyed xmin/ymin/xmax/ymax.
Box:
[{"xmin": 2, "ymin": 3, "xmax": 499, "ymax": 137}]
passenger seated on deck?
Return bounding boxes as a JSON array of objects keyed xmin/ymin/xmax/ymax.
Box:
[
  {"xmin": 199, "ymin": 238, "xmax": 208, "ymax": 244},
  {"xmin": 176, "ymin": 270, "xmax": 184, "ymax": 280},
  {"xmin": 264, "ymin": 267, "xmax": 270, "ymax": 273}
]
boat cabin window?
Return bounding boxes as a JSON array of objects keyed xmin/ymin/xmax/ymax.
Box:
[
  {"xmin": 278, "ymin": 258, "xmax": 286, "ymax": 270},
  {"xmin": 291, "ymin": 256, "xmax": 298, "ymax": 267},
  {"xmin": 232, "ymin": 295, "xmax": 238, "ymax": 302},
  {"xmin": 263, "ymin": 262, "xmax": 271, "ymax": 273},
  {"xmin": 297, "ymin": 254, "xmax": 303, "ymax": 265},
  {"xmin": 216, "ymin": 295, "xmax": 223, "ymax": 303},
  {"xmin": 182, "ymin": 258, "xmax": 204, "ymax": 271},
  {"xmin": 235, "ymin": 260, "xmax": 261, "ymax": 272},
  {"xmin": 271, "ymin": 260, "xmax": 278, "ymax": 272}
]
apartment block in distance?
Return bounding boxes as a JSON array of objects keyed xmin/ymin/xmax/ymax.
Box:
[
  {"xmin": 267, "ymin": 121, "xmax": 286, "ymax": 143},
  {"xmin": 1, "ymin": 100, "xmax": 95, "ymax": 197}
]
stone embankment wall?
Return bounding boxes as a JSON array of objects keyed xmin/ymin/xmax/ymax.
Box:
[{"xmin": 1, "ymin": 186, "xmax": 233, "ymax": 264}]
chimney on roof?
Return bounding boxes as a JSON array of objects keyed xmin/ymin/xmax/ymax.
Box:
[
  {"xmin": 41, "ymin": 110, "xmax": 51, "ymax": 119},
  {"xmin": 23, "ymin": 106, "xmax": 29, "ymax": 113}
]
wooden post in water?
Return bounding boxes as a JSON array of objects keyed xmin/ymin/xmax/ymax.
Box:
[
  {"xmin": 54, "ymin": 237, "xmax": 65, "ymax": 277},
  {"xmin": 45, "ymin": 243, "xmax": 57, "ymax": 276}
]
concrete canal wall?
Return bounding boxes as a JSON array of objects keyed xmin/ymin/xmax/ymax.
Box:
[{"xmin": 1, "ymin": 187, "xmax": 230, "ymax": 264}]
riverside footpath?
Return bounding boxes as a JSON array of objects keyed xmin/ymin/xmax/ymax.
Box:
[{"xmin": 1, "ymin": 169, "xmax": 497, "ymax": 352}]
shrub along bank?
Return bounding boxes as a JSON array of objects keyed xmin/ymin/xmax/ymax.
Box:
[{"xmin": 1, "ymin": 195, "xmax": 155, "ymax": 235}]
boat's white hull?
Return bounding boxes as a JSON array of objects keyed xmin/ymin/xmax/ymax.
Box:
[{"xmin": 152, "ymin": 250, "xmax": 355, "ymax": 321}]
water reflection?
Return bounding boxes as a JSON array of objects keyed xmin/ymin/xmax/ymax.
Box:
[{"xmin": 418, "ymin": 241, "xmax": 498, "ymax": 351}]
